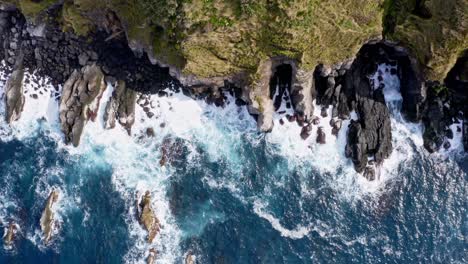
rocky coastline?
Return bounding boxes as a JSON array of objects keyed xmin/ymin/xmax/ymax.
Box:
[{"xmin": 0, "ymin": 4, "xmax": 467, "ymax": 178}]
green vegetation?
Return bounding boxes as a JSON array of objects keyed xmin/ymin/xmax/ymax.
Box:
[
  {"xmin": 61, "ymin": 1, "xmax": 93, "ymax": 36},
  {"xmin": 383, "ymin": 0, "xmax": 468, "ymax": 80},
  {"xmin": 432, "ymin": 84, "xmax": 449, "ymax": 96},
  {"xmin": 4, "ymin": 0, "xmax": 466, "ymax": 85}
]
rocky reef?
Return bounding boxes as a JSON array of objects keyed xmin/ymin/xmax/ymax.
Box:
[
  {"xmin": 0, "ymin": 1, "xmax": 467, "ymax": 177},
  {"xmin": 137, "ymin": 191, "xmax": 161, "ymax": 243}
]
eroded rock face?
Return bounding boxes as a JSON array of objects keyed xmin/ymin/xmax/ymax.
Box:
[
  {"xmin": 59, "ymin": 64, "xmax": 106, "ymax": 146},
  {"xmin": 4, "ymin": 65, "xmax": 25, "ymax": 123},
  {"xmin": 138, "ymin": 191, "xmax": 161, "ymax": 243},
  {"xmin": 291, "ymin": 68, "xmax": 315, "ymax": 120},
  {"xmin": 40, "ymin": 189, "xmax": 59, "ymax": 244},
  {"xmin": 248, "ymin": 60, "xmax": 275, "ymax": 132},
  {"xmin": 103, "ymin": 80, "xmax": 136, "ymax": 134}
]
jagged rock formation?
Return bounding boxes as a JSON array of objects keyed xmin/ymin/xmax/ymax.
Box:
[
  {"xmin": 138, "ymin": 191, "xmax": 161, "ymax": 243},
  {"xmin": 344, "ymin": 56, "xmax": 392, "ymax": 173},
  {"xmin": 4, "ymin": 60, "xmax": 24, "ymax": 123},
  {"xmin": 103, "ymin": 79, "xmax": 136, "ymax": 133},
  {"xmin": 40, "ymin": 189, "xmax": 59, "ymax": 244},
  {"xmin": 3, "ymin": 222, "xmax": 17, "ymax": 246},
  {"xmin": 59, "ymin": 64, "xmax": 106, "ymax": 146},
  {"xmin": 423, "ymin": 51, "xmax": 468, "ymax": 152}
]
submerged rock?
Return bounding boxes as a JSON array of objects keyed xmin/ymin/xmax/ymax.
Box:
[
  {"xmin": 363, "ymin": 166, "xmax": 376, "ymax": 181},
  {"xmin": 185, "ymin": 253, "xmax": 196, "ymax": 264},
  {"xmin": 40, "ymin": 189, "xmax": 59, "ymax": 244},
  {"xmin": 159, "ymin": 137, "xmax": 186, "ymax": 167},
  {"xmin": 3, "ymin": 222, "xmax": 17, "ymax": 246},
  {"xmin": 138, "ymin": 191, "xmax": 161, "ymax": 243},
  {"xmin": 103, "ymin": 80, "xmax": 136, "ymax": 134},
  {"xmin": 147, "ymin": 248, "xmax": 157, "ymax": 264},
  {"xmin": 59, "ymin": 64, "xmax": 106, "ymax": 146}
]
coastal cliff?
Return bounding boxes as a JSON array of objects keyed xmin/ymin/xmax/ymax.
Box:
[{"xmin": 0, "ymin": 0, "xmax": 467, "ymax": 171}]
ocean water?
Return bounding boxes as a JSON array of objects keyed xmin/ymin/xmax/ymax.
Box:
[{"xmin": 0, "ymin": 64, "xmax": 466, "ymax": 264}]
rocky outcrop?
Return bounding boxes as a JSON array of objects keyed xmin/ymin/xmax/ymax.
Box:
[
  {"xmin": 138, "ymin": 191, "xmax": 160, "ymax": 243},
  {"xmin": 40, "ymin": 189, "xmax": 59, "ymax": 244},
  {"xmin": 59, "ymin": 64, "xmax": 106, "ymax": 146},
  {"xmin": 339, "ymin": 45, "xmax": 393, "ymax": 173},
  {"xmin": 247, "ymin": 60, "xmax": 275, "ymax": 132},
  {"xmin": 422, "ymin": 51, "xmax": 468, "ymax": 152},
  {"xmin": 3, "ymin": 222, "xmax": 17, "ymax": 246},
  {"xmin": 103, "ymin": 80, "xmax": 136, "ymax": 134},
  {"xmin": 291, "ymin": 68, "xmax": 315, "ymax": 120},
  {"xmin": 4, "ymin": 62, "xmax": 25, "ymax": 123}
]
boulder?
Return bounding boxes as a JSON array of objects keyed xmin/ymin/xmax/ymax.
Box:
[
  {"xmin": 138, "ymin": 191, "xmax": 161, "ymax": 243},
  {"xmin": 316, "ymin": 127, "xmax": 326, "ymax": 144},
  {"xmin": 300, "ymin": 125, "xmax": 312, "ymax": 140},
  {"xmin": 59, "ymin": 64, "xmax": 107, "ymax": 146},
  {"xmin": 40, "ymin": 189, "xmax": 59, "ymax": 244},
  {"xmin": 331, "ymin": 119, "xmax": 342, "ymax": 136}
]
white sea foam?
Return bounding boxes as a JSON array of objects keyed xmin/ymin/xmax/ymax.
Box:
[
  {"xmin": 0, "ymin": 60, "xmax": 464, "ymax": 260},
  {"xmin": 253, "ymin": 199, "xmax": 312, "ymax": 239}
]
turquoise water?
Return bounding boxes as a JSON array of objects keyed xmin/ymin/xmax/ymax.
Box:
[{"xmin": 0, "ymin": 70, "xmax": 467, "ymax": 263}]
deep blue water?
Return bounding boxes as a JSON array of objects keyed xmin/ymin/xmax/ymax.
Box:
[
  {"xmin": 0, "ymin": 65, "xmax": 467, "ymax": 264},
  {"xmin": 0, "ymin": 122, "xmax": 466, "ymax": 263}
]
